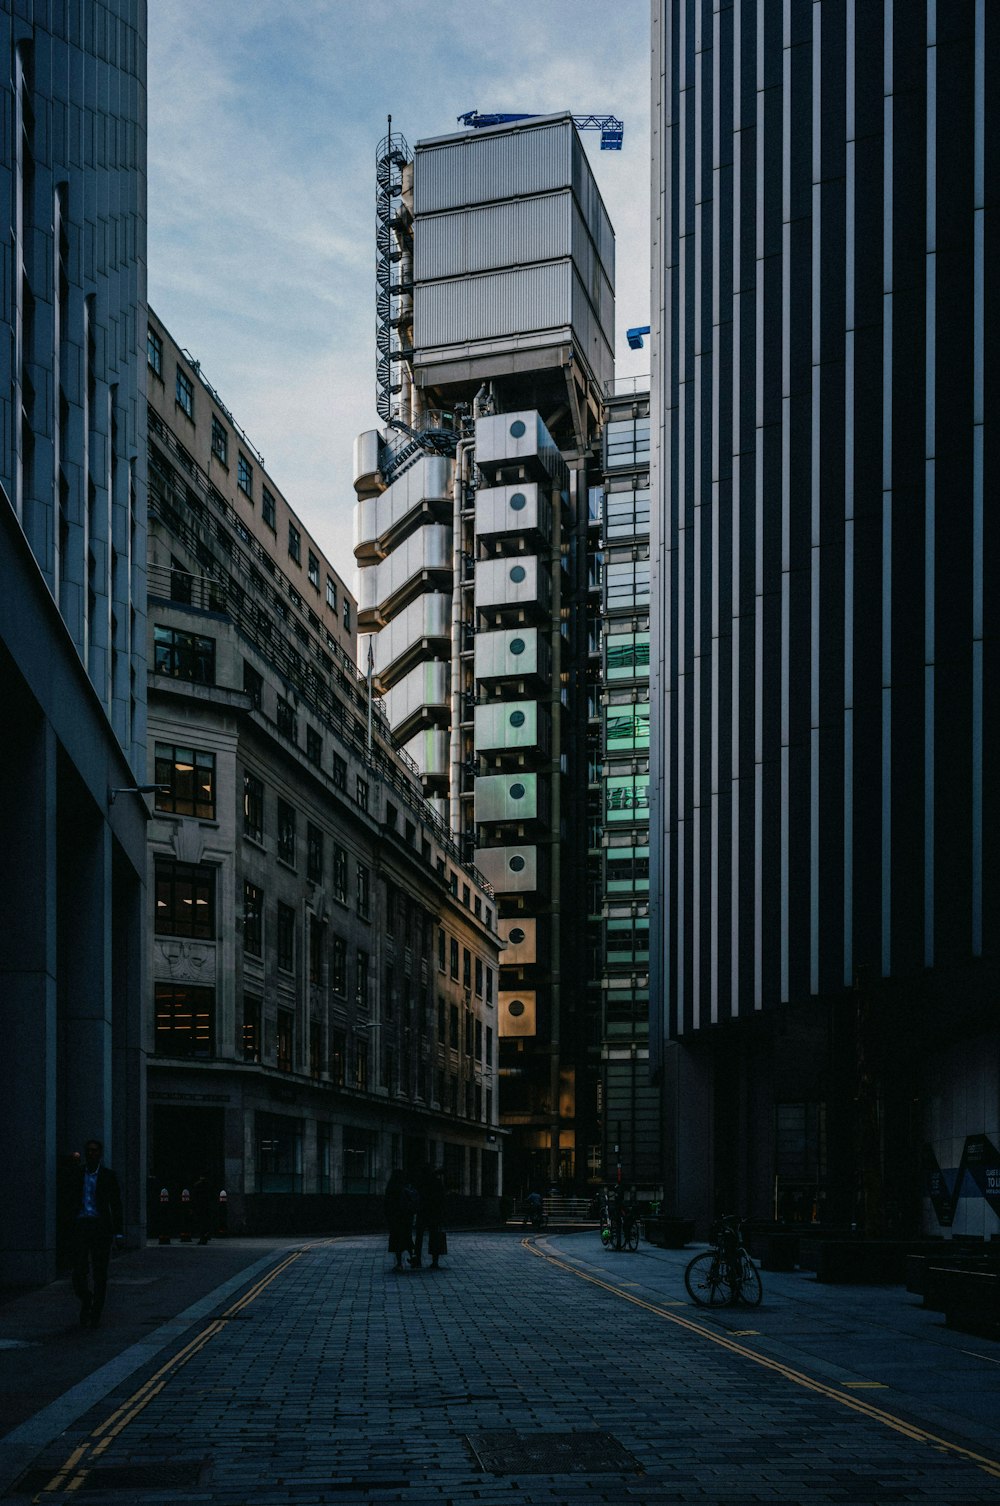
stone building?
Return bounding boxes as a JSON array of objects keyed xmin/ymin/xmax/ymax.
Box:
[{"xmin": 146, "ymin": 313, "xmax": 501, "ymax": 1231}]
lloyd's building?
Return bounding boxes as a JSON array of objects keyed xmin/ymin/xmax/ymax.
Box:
[{"xmin": 354, "ymin": 115, "xmax": 614, "ymax": 1192}]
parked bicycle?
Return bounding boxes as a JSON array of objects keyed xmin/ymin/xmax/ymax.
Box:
[{"xmin": 684, "ymin": 1215, "xmax": 762, "ymax": 1306}]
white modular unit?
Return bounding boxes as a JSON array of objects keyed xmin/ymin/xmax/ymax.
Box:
[
  {"xmin": 474, "ymin": 700, "xmax": 548, "ymax": 755},
  {"xmin": 474, "ymin": 411, "xmax": 568, "ymax": 491},
  {"xmin": 357, "ymin": 523, "xmax": 450, "ymax": 618},
  {"xmin": 475, "ymin": 556, "xmax": 550, "ymax": 617},
  {"xmin": 372, "ymin": 593, "xmax": 451, "ymax": 683},
  {"xmin": 354, "ymin": 454, "xmax": 453, "ymax": 558},
  {"xmin": 499, "ymin": 917, "xmax": 537, "ymax": 965},
  {"xmin": 474, "ymin": 627, "xmax": 549, "ymax": 684},
  {"xmin": 475, "ymin": 843, "xmax": 540, "ymax": 895},
  {"xmin": 498, "ymin": 990, "xmax": 537, "ymax": 1039},
  {"xmin": 474, "ymin": 772, "xmax": 540, "ymax": 824},
  {"xmin": 475, "ymin": 482, "xmax": 550, "ymax": 544},
  {"xmin": 382, "ymin": 659, "xmax": 449, "ymax": 731}
]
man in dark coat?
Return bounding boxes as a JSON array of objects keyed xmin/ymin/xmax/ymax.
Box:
[{"xmin": 68, "ymin": 1138, "xmax": 123, "ymax": 1327}]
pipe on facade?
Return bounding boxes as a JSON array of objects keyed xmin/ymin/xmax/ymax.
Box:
[{"xmin": 449, "ymin": 437, "xmax": 475, "ymax": 837}]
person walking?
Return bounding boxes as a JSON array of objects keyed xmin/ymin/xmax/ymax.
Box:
[
  {"xmin": 411, "ymin": 1165, "xmax": 448, "ymax": 1269},
  {"xmin": 68, "ymin": 1138, "xmax": 123, "ymax": 1327},
  {"xmin": 384, "ymin": 1168, "xmax": 416, "ymax": 1272}
]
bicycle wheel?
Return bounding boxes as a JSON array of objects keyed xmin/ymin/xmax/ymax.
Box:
[
  {"xmin": 684, "ymin": 1251, "xmax": 732, "ymax": 1306},
  {"xmin": 732, "ymin": 1251, "xmax": 763, "ymax": 1306},
  {"xmin": 626, "ymin": 1221, "xmax": 640, "ymax": 1252}
]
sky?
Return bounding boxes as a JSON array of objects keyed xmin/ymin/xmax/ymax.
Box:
[{"xmin": 147, "ymin": 0, "xmax": 651, "ymax": 590}]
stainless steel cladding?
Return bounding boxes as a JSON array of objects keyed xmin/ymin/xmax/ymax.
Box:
[
  {"xmin": 498, "ymin": 990, "xmax": 537, "ymax": 1039},
  {"xmin": 474, "ymin": 700, "xmax": 550, "ymax": 756},
  {"xmin": 382, "ymin": 659, "xmax": 449, "ymax": 733},
  {"xmin": 474, "ymin": 626, "xmax": 550, "ymax": 685},
  {"xmin": 499, "ymin": 917, "xmax": 537, "ymax": 965},
  {"xmin": 474, "ymin": 772, "xmax": 542, "ymax": 825},
  {"xmin": 415, "ymin": 261, "xmax": 570, "ymax": 346},
  {"xmin": 372, "ymin": 594, "xmax": 451, "ymax": 682},
  {"xmin": 353, "ymin": 430, "xmax": 383, "ymax": 494},
  {"xmin": 474, "ymin": 411, "xmax": 569, "ymax": 490},
  {"xmin": 354, "ymin": 454, "xmax": 453, "ymax": 558},
  {"xmin": 401, "ymin": 727, "xmax": 450, "ymax": 779},
  {"xmin": 414, "ymin": 119, "xmax": 576, "ymax": 214},
  {"xmin": 356, "ymin": 523, "xmax": 451, "ymax": 619},
  {"xmin": 475, "ymin": 843, "xmax": 541, "ymax": 895},
  {"xmin": 475, "ymin": 483, "xmax": 551, "ymax": 545},
  {"xmin": 475, "ymin": 556, "xmax": 551, "ymax": 618}
]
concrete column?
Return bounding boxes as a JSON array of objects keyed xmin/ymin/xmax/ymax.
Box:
[
  {"xmin": 0, "ymin": 706, "xmax": 59, "ymax": 1284},
  {"xmin": 60, "ymin": 807, "xmax": 113, "ymax": 1153}
]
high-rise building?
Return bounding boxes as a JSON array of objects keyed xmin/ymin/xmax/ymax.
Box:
[
  {"xmin": 146, "ymin": 313, "xmax": 501, "ymax": 1229},
  {"xmin": 355, "ymin": 115, "xmax": 615, "ymax": 1192},
  {"xmin": 650, "ymin": 1, "xmax": 998, "ymax": 1234},
  {"xmin": 0, "ymin": 3, "xmax": 147, "ymax": 1283}
]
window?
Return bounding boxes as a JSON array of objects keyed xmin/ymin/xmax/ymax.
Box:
[
  {"xmin": 175, "ymin": 367, "xmax": 194, "ymax": 418},
  {"xmin": 450, "ymin": 938, "xmax": 459, "ymax": 982},
  {"xmin": 333, "ymin": 843, "xmax": 348, "ymax": 903},
  {"xmin": 605, "ymin": 556, "xmax": 651, "ymax": 610},
  {"xmin": 356, "ymin": 776, "xmax": 369, "ymax": 813},
  {"xmin": 277, "ymin": 902, "xmax": 296, "ymax": 972},
  {"xmin": 155, "ymin": 743, "xmax": 216, "ymax": 820},
  {"xmin": 308, "ymin": 551, "xmax": 320, "ymax": 589},
  {"xmin": 256, "ymin": 1113, "xmax": 302, "ymax": 1193},
  {"xmin": 332, "ymin": 935, "xmax": 347, "ymax": 995},
  {"xmin": 437, "ymin": 996, "xmax": 446, "ymax": 1042},
  {"xmin": 288, "ymin": 522, "xmax": 301, "ymax": 564},
  {"xmin": 243, "ymin": 882, "xmax": 263, "ymax": 955},
  {"xmin": 237, "ymin": 453, "xmax": 253, "ymax": 497},
  {"xmin": 244, "ymin": 660, "xmax": 263, "ymax": 709},
  {"xmin": 356, "ymin": 863, "xmax": 370, "ymax": 920},
  {"xmin": 309, "ymin": 914, "xmax": 324, "ymax": 985},
  {"xmin": 356, "ymin": 949, "xmax": 369, "ymax": 1008},
  {"xmin": 242, "ymin": 995, "xmax": 261, "ymax": 1062},
  {"xmin": 154, "ymin": 625, "xmax": 215, "ymax": 684},
  {"xmin": 147, "ymin": 327, "xmax": 162, "ymax": 377},
  {"xmin": 485, "ymin": 968, "xmax": 493, "ymax": 1005},
  {"xmin": 463, "ymin": 948, "xmax": 472, "ymax": 989},
  {"xmin": 276, "ymin": 1012, "xmax": 294, "ymax": 1072},
  {"xmin": 306, "ymin": 726, "xmax": 322, "ymax": 766},
  {"xmin": 262, "ymin": 487, "xmax": 276, "ymax": 530},
  {"xmin": 475, "ymin": 958, "xmax": 484, "ymax": 997},
  {"xmin": 486, "ymin": 1025, "xmax": 493, "ymax": 1067},
  {"xmin": 437, "ymin": 929, "xmax": 446, "ymax": 972},
  {"xmin": 243, "ymin": 772, "xmax": 264, "ymax": 842},
  {"xmin": 354, "ymin": 1038, "xmax": 369, "ymax": 1092},
  {"xmin": 449, "ymin": 1004, "xmax": 459, "ymax": 1050},
  {"xmin": 277, "ymin": 696, "xmax": 297, "ymax": 744},
  {"xmin": 307, "ymin": 822, "xmax": 323, "ymax": 883},
  {"xmin": 465, "ymin": 1010, "xmax": 474, "ymax": 1055},
  {"xmin": 277, "ymin": 799, "xmax": 296, "ymax": 866},
  {"xmin": 331, "ymin": 1029, "xmax": 346, "ymax": 1086},
  {"xmin": 606, "ymin": 772, "xmax": 650, "ymax": 822},
  {"xmin": 332, "ymin": 753, "xmax": 346, "ymax": 791},
  {"xmin": 211, "ymin": 417, "xmax": 228, "ymax": 465},
  {"xmin": 154, "ymin": 861, "xmax": 215, "ymax": 939},
  {"xmin": 475, "ymin": 1018, "xmax": 483, "ymax": 1060},
  {"xmin": 604, "ymin": 703, "xmax": 650, "ymax": 752},
  {"xmin": 326, "ymin": 576, "xmax": 337, "ymax": 611},
  {"xmin": 317, "ymin": 1119, "xmax": 331, "ymax": 1185},
  {"xmin": 606, "ymin": 629, "xmax": 651, "ymax": 681},
  {"xmin": 155, "ymin": 984, "xmax": 214, "ymax": 1057},
  {"xmin": 169, "ymin": 555, "xmax": 192, "ymax": 605},
  {"xmin": 343, "ymin": 598, "xmax": 351, "ymax": 632}
]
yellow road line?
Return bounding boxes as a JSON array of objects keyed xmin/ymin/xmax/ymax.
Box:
[
  {"xmin": 35, "ymin": 1244, "xmax": 330, "ymax": 1497},
  {"xmin": 528, "ymin": 1243, "xmax": 1000, "ymax": 1481}
]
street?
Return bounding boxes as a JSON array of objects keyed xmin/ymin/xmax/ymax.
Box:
[{"xmin": 3, "ymin": 1232, "xmax": 1000, "ymax": 1505}]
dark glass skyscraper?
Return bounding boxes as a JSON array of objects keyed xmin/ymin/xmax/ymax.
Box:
[{"xmin": 650, "ymin": 2, "xmax": 998, "ymax": 1235}]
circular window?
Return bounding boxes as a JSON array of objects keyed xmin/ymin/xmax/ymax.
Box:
[
  {"xmin": 509, "ymin": 565, "xmax": 526, "ymax": 583},
  {"xmin": 509, "ymin": 420, "xmax": 526, "ymax": 438},
  {"xmin": 509, "ymin": 709, "xmax": 526, "ymax": 728},
  {"xmin": 509, "ymin": 637, "xmax": 525, "ymax": 655},
  {"xmin": 509, "ymin": 783, "xmax": 525, "ymax": 800},
  {"xmin": 509, "ymin": 855, "xmax": 525, "ymax": 872},
  {"xmin": 508, "ymin": 999, "xmax": 525, "ymax": 1017},
  {"xmin": 509, "ymin": 926, "xmax": 525, "ymax": 944},
  {"xmin": 510, "ymin": 491, "xmax": 527, "ymax": 511}
]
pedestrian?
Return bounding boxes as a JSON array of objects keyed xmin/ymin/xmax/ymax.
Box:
[
  {"xmin": 384, "ymin": 1168, "xmax": 415, "ymax": 1271},
  {"xmin": 411, "ymin": 1165, "xmax": 448, "ymax": 1269},
  {"xmin": 68, "ymin": 1138, "xmax": 123, "ymax": 1328}
]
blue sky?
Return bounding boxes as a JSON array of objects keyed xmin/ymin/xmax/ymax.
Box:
[{"xmin": 148, "ymin": 0, "xmax": 651, "ymax": 582}]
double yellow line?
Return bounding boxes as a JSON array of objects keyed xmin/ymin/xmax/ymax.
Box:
[
  {"xmin": 526, "ymin": 1240, "xmax": 1000, "ymax": 1482},
  {"xmin": 35, "ymin": 1246, "xmax": 316, "ymax": 1499}
]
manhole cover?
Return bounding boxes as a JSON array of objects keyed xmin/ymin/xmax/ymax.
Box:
[
  {"xmin": 80, "ymin": 1462, "xmax": 207, "ymax": 1490},
  {"xmin": 467, "ymin": 1430, "xmax": 640, "ymax": 1475}
]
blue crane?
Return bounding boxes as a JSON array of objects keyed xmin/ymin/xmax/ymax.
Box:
[
  {"xmin": 626, "ymin": 326, "xmax": 651, "ymax": 350},
  {"xmin": 457, "ymin": 110, "xmax": 623, "ymax": 151}
]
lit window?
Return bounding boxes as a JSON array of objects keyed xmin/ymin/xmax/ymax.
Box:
[
  {"xmin": 175, "ymin": 368, "xmax": 194, "ymax": 418},
  {"xmin": 154, "ymin": 860, "xmax": 215, "ymax": 939},
  {"xmin": 211, "ymin": 417, "xmax": 228, "ymax": 465},
  {"xmin": 154, "ymin": 743, "xmax": 216, "ymax": 820},
  {"xmin": 155, "ymin": 984, "xmax": 214, "ymax": 1058},
  {"xmin": 147, "ymin": 328, "xmax": 163, "ymax": 377}
]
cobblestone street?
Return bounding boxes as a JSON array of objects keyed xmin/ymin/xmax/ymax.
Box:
[{"xmin": 3, "ymin": 1233, "xmax": 1000, "ymax": 1505}]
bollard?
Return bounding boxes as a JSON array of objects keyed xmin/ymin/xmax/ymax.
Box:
[
  {"xmin": 179, "ymin": 1187, "xmax": 192, "ymax": 1242},
  {"xmin": 158, "ymin": 1187, "xmax": 171, "ymax": 1245},
  {"xmin": 217, "ymin": 1188, "xmax": 228, "ymax": 1237}
]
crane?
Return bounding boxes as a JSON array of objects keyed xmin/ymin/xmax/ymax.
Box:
[{"xmin": 457, "ymin": 110, "xmax": 623, "ymax": 151}]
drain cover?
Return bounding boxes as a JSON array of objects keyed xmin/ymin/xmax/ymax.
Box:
[{"xmin": 467, "ymin": 1430, "xmax": 640, "ymax": 1475}]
